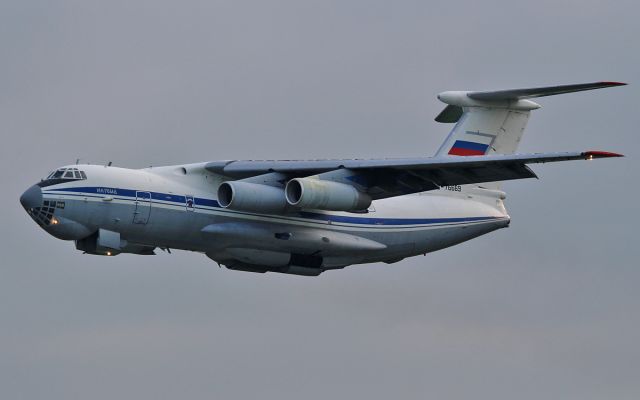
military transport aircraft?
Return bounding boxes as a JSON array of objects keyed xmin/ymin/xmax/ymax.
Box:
[{"xmin": 20, "ymin": 82, "xmax": 625, "ymax": 276}]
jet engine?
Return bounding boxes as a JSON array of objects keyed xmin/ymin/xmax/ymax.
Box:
[
  {"xmin": 285, "ymin": 178, "xmax": 371, "ymax": 212},
  {"xmin": 217, "ymin": 181, "xmax": 288, "ymax": 214}
]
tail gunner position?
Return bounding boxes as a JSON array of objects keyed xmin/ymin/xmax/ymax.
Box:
[{"xmin": 20, "ymin": 82, "xmax": 625, "ymax": 276}]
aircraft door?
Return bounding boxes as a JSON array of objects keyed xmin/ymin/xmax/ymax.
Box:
[
  {"xmin": 133, "ymin": 191, "xmax": 152, "ymax": 224},
  {"xmin": 185, "ymin": 194, "xmax": 195, "ymax": 211}
]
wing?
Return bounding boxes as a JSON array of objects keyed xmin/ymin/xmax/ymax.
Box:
[{"xmin": 205, "ymin": 151, "xmax": 622, "ymax": 199}]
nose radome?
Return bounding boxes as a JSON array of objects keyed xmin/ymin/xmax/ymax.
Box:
[{"xmin": 20, "ymin": 184, "xmax": 43, "ymax": 210}]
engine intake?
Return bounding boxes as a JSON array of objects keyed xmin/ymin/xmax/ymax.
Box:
[
  {"xmin": 285, "ymin": 178, "xmax": 371, "ymax": 212},
  {"xmin": 217, "ymin": 181, "xmax": 287, "ymax": 214}
]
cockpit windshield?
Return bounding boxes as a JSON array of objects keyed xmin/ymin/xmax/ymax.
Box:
[{"xmin": 40, "ymin": 167, "xmax": 87, "ymax": 186}]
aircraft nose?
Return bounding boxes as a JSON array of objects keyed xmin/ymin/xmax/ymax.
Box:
[{"xmin": 20, "ymin": 184, "xmax": 43, "ymax": 210}]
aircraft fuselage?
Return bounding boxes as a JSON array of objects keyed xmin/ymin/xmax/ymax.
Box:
[{"xmin": 20, "ymin": 163, "xmax": 510, "ymax": 275}]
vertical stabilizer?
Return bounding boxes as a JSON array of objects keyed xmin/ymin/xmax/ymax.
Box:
[{"xmin": 435, "ymin": 107, "xmax": 531, "ymax": 157}]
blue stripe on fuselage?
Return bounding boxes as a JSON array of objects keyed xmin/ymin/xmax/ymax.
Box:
[{"xmin": 44, "ymin": 186, "xmax": 500, "ymax": 226}]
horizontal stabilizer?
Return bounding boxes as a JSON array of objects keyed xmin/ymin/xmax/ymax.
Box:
[
  {"xmin": 467, "ymin": 81, "xmax": 626, "ymax": 101},
  {"xmin": 435, "ymin": 81, "xmax": 626, "ymax": 123}
]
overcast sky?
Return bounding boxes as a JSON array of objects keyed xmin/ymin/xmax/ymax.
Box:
[{"xmin": 1, "ymin": 1, "xmax": 638, "ymax": 399}]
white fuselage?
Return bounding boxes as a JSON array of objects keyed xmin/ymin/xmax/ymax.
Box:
[{"xmin": 22, "ymin": 163, "xmax": 510, "ymax": 275}]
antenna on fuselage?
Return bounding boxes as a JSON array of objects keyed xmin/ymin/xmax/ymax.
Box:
[
  {"xmin": 107, "ymin": 161, "xmax": 112, "ymax": 167},
  {"xmin": 75, "ymin": 158, "xmax": 80, "ymax": 165}
]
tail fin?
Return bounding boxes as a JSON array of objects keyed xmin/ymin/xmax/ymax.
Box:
[{"xmin": 434, "ymin": 82, "xmax": 626, "ymax": 157}]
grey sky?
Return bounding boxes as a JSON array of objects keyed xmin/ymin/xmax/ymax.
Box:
[{"xmin": 1, "ymin": 1, "xmax": 638, "ymax": 399}]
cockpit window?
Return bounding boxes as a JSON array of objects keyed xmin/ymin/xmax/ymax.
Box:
[{"xmin": 40, "ymin": 167, "xmax": 88, "ymax": 187}]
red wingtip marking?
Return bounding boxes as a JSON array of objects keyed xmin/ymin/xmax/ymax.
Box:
[
  {"xmin": 584, "ymin": 151, "xmax": 624, "ymax": 158},
  {"xmin": 599, "ymin": 81, "xmax": 627, "ymax": 86}
]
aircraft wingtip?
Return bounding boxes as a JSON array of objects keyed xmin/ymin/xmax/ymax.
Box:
[
  {"xmin": 584, "ymin": 151, "xmax": 624, "ymax": 159},
  {"xmin": 600, "ymin": 81, "xmax": 627, "ymax": 86}
]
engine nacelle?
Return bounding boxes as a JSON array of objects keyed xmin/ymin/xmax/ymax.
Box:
[
  {"xmin": 285, "ymin": 178, "xmax": 371, "ymax": 212},
  {"xmin": 217, "ymin": 181, "xmax": 287, "ymax": 214}
]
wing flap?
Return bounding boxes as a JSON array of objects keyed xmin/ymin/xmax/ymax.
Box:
[{"xmin": 413, "ymin": 162, "xmax": 537, "ymax": 187}]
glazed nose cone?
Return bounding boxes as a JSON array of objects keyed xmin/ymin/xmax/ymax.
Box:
[{"xmin": 20, "ymin": 184, "xmax": 43, "ymax": 210}]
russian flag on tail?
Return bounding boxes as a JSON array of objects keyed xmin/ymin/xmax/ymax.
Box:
[{"xmin": 448, "ymin": 140, "xmax": 489, "ymax": 156}]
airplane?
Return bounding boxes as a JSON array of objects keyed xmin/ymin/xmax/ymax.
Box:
[{"xmin": 20, "ymin": 82, "xmax": 625, "ymax": 276}]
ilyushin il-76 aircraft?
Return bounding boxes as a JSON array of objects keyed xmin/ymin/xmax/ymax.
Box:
[{"xmin": 20, "ymin": 82, "xmax": 625, "ymax": 276}]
